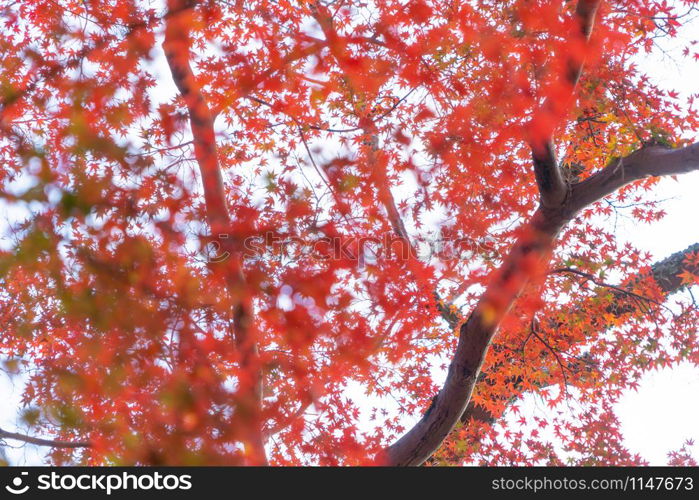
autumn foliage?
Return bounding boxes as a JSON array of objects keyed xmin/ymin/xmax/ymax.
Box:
[{"xmin": 1, "ymin": 0, "xmax": 698, "ymax": 465}]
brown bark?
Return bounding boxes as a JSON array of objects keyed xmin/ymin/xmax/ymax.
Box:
[
  {"xmin": 163, "ymin": 0, "xmax": 266, "ymax": 465},
  {"xmin": 383, "ymin": 1, "xmax": 696, "ymax": 453},
  {"xmin": 0, "ymin": 427, "xmax": 91, "ymax": 449},
  {"xmin": 385, "ymin": 210, "xmax": 563, "ymax": 465},
  {"xmin": 530, "ymin": 0, "xmax": 601, "ymax": 209},
  {"xmin": 385, "ymin": 140, "xmax": 699, "ymax": 465},
  {"xmin": 460, "ymin": 240, "xmax": 699, "ymax": 426}
]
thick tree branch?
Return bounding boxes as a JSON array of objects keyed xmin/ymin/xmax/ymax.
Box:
[
  {"xmin": 550, "ymin": 267, "xmax": 665, "ymax": 307},
  {"xmin": 385, "ymin": 210, "xmax": 562, "ymax": 465},
  {"xmin": 566, "ymin": 143, "xmax": 699, "ymax": 215},
  {"xmin": 568, "ymin": 0, "xmax": 601, "ymax": 86},
  {"xmin": 163, "ymin": 0, "xmax": 228, "ymax": 234},
  {"xmin": 454, "ymin": 239, "xmax": 699, "ymax": 431},
  {"xmin": 532, "ymin": 140, "xmax": 567, "ymax": 209},
  {"xmin": 530, "ymin": 0, "xmax": 601, "ymax": 208},
  {"xmin": 163, "ymin": 0, "xmax": 266, "ymax": 465},
  {"xmin": 385, "ymin": 140, "xmax": 699, "ymax": 465},
  {"xmin": 0, "ymin": 427, "xmax": 91, "ymax": 449},
  {"xmin": 311, "ymin": 1, "xmax": 462, "ymax": 329},
  {"xmin": 650, "ymin": 242, "xmax": 699, "ymax": 294}
]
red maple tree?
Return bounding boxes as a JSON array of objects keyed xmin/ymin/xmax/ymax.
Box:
[{"xmin": 1, "ymin": 0, "xmax": 698, "ymax": 466}]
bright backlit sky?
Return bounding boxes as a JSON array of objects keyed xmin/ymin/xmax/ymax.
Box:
[
  {"xmin": 602, "ymin": 16, "xmax": 699, "ymax": 463},
  {"xmin": 1, "ymin": 5, "xmax": 698, "ymax": 466}
]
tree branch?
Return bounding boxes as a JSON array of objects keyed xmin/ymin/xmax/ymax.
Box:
[
  {"xmin": 458, "ymin": 240, "xmax": 699, "ymax": 428},
  {"xmin": 530, "ymin": 0, "xmax": 601, "ymax": 209},
  {"xmin": 163, "ymin": 0, "xmax": 266, "ymax": 465},
  {"xmin": 550, "ymin": 267, "xmax": 665, "ymax": 307},
  {"xmin": 0, "ymin": 427, "xmax": 91, "ymax": 449},
  {"xmin": 566, "ymin": 143, "xmax": 699, "ymax": 215},
  {"xmin": 569, "ymin": 0, "xmax": 601, "ymax": 87},
  {"xmin": 532, "ymin": 139, "xmax": 567, "ymax": 209},
  {"xmin": 650, "ymin": 242, "xmax": 699, "ymax": 294},
  {"xmin": 163, "ymin": 0, "xmax": 229, "ymax": 234},
  {"xmin": 385, "ymin": 210, "xmax": 562, "ymax": 465},
  {"xmin": 385, "ymin": 138, "xmax": 699, "ymax": 464}
]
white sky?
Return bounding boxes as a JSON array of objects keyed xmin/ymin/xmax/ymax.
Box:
[
  {"xmin": 1, "ymin": 5, "xmax": 698, "ymax": 466},
  {"xmin": 605, "ymin": 14, "xmax": 699, "ymax": 464}
]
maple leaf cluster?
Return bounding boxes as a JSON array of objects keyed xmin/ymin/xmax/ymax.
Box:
[{"xmin": 0, "ymin": 0, "xmax": 697, "ymax": 465}]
